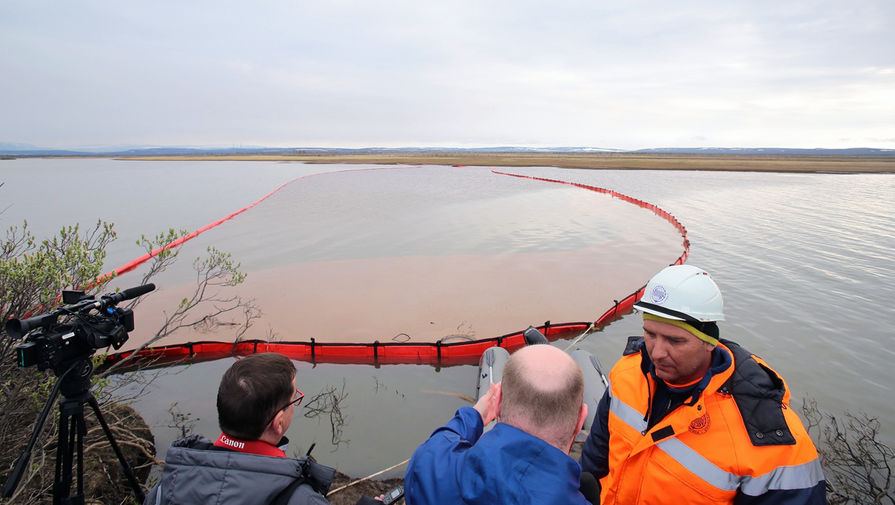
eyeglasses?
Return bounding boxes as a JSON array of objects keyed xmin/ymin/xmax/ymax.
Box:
[
  {"xmin": 265, "ymin": 388, "xmax": 304, "ymax": 427},
  {"xmin": 285, "ymin": 388, "xmax": 305, "ymax": 409}
]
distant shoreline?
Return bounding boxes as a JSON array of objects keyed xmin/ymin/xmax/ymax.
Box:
[
  {"xmin": 114, "ymin": 152, "xmax": 895, "ymax": 173},
  {"xmin": 6, "ymin": 152, "xmax": 895, "ymax": 173}
]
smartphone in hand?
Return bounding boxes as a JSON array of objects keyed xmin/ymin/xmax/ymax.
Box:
[{"xmin": 380, "ymin": 485, "xmax": 404, "ymax": 505}]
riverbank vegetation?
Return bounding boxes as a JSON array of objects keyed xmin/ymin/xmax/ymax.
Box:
[
  {"xmin": 803, "ymin": 400, "xmax": 895, "ymax": 505},
  {"xmin": 0, "ymin": 217, "xmax": 258, "ymax": 504}
]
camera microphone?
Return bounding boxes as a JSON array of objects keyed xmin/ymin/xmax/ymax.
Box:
[{"xmin": 98, "ymin": 283, "xmax": 156, "ymax": 308}]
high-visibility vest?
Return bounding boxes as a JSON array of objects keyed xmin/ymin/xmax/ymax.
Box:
[{"xmin": 602, "ymin": 342, "xmax": 824, "ymax": 504}]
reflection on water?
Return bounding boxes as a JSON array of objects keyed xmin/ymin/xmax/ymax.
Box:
[{"xmin": 3, "ymin": 159, "xmax": 894, "ymax": 477}]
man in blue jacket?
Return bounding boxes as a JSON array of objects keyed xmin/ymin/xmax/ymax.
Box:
[{"xmin": 404, "ymin": 344, "xmax": 593, "ymax": 505}]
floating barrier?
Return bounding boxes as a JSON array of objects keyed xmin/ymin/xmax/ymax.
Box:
[
  {"xmin": 99, "ymin": 168, "xmax": 689, "ymax": 371},
  {"xmin": 102, "ymin": 295, "xmax": 637, "ymax": 372},
  {"xmin": 490, "ymin": 170, "xmax": 690, "ymax": 240},
  {"xmin": 88, "ymin": 180, "xmax": 294, "ymax": 289}
]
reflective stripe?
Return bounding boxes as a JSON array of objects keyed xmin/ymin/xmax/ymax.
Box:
[
  {"xmin": 658, "ymin": 438, "xmax": 740, "ymax": 491},
  {"xmin": 740, "ymin": 458, "xmax": 825, "ymax": 496},
  {"xmin": 609, "ymin": 393, "xmax": 648, "ymax": 434},
  {"xmin": 658, "ymin": 438, "xmax": 825, "ymax": 494}
]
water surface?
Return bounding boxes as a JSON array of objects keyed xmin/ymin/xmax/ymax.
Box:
[{"xmin": 3, "ymin": 158, "xmax": 892, "ymax": 478}]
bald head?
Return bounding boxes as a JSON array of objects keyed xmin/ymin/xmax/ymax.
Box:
[{"xmin": 500, "ymin": 345, "xmax": 584, "ymax": 450}]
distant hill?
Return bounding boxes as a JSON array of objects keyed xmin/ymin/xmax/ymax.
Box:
[
  {"xmin": 632, "ymin": 147, "xmax": 895, "ymax": 156},
  {"xmin": 1, "ymin": 143, "xmax": 893, "ymax": 157}
]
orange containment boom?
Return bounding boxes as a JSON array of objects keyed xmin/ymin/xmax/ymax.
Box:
[{"xmin": 102, "ymin": 288, "xmax": 643, "ymax": 372}]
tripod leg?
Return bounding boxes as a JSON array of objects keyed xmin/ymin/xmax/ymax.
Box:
[
  {"xmin": 85, "ymin": 394, "xmax": 146, "ymax": 503},
  {"xmin": 76, "ymin": 414, "xmax": 87, "ymax": 500},
  {"xmin": 54, "ymin": 412, "xmax": 77, "ymax": 505},
  {"xmin": 4, "ymin": 377, "xmax": 62, "ymax": 500}
]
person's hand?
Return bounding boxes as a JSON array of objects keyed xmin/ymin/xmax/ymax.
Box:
[{"xmin": 474, "ymin": 381, "xmax": 500, "ymax": 425}]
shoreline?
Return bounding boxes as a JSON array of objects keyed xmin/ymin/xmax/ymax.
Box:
[
  {"xmin": 106, "ymin": 152, "xmax": 895, "ymax": 173},
  {"xmin": 6, "ymin": 152, "xmax": 894, "ymax": 173}
]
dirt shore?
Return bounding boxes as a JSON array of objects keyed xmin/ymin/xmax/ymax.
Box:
[
  {"xmin": 328, "ymin": 471, "xmax": 403, "ymax": 505},
  {"xmin": 324, "ymin": 440, "xmax": 586, "ymax": 504},
  {"xmin": 118, "ymin": 151, "xmax": 895, "ymax": 173}
]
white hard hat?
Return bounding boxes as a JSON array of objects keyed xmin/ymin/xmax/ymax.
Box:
[{"xmin": 633, "ymin": 265, "xmax": 725, "ymax": 323}]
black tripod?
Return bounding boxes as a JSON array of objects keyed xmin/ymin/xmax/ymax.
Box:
[{"xmin": 3, "ymin": 359, "xmax": 145, "ymax": 505}]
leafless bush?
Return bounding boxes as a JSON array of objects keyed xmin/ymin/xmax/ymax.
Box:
[
  {"xmin": 167, "ymin": 402, "xmax": 200, "ymax": 439},
  {"xmin": 304, "ymin": 380, "xmax": 350, "ymax": 448},
  {"xmin": 803, "ymin": 398, "xmax": 894, "ymax": 505}
]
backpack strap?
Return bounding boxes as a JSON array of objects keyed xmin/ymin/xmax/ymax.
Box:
[
  {"xmin": 270, "ymin": 475, "xmax": 307, "ymax": 505},
  {"xmin": 270, "ymin": 459, "xmax": 310, "ymax": 505},
  {"xmin": 270, "ymin": 457, "xmax": 336, "ymax": 505}
]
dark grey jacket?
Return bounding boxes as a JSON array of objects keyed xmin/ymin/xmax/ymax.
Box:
[{"xmin": 144, "ymin": 435, "xmax": 334, "ymax": 505}]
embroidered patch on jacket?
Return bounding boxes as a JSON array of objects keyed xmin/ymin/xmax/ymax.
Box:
[{"xmin": 688, "ymin": 413, "xmax": 711, "ymax": 434}]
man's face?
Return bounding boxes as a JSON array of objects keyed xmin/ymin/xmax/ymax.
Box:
[{"xmin": 642, "ymin": 318, "xmax": 714, "ymax": 385}]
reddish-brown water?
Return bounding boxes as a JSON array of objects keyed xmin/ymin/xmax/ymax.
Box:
[{"xmin": 122, "ymin": 166, "xmax": 684, "ymax": 349}]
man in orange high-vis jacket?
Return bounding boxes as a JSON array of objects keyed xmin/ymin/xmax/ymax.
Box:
[{"xmin": 580, "ymin": 265, "xmax": 826, "ymax": 504}]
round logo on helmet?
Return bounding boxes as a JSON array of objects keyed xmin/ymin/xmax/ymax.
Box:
[{"xmin": 650, "ymin": 285, "xmax": 668, "ymax": 304}]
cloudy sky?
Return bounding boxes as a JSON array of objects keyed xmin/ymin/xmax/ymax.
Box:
[{"xmin": 2, "ymin": 1, "xmax": 893, "ymax": 150}]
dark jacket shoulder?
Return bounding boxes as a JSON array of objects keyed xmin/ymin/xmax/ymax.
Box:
[{"xmin": 719, "ymin": 339, "xmax": 796, "ymax": 446}]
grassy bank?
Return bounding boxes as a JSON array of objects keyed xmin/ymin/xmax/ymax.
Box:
[{"xmin": 117, "ymin": 152, "xmax": 895, "ymax": 173}]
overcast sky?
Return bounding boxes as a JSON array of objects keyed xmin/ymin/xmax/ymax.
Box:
[{"xmin": 2, "ymin": 1, "xmax": 893, "ymax": 150}]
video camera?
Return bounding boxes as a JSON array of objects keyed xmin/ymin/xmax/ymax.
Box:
[
  {"xmin": 2, "ymin": 283, "xmax": 155, "ymax": 502},
  {"xmin": 5, "ymin": 283, "xmax": 155, "ymax": 374}
]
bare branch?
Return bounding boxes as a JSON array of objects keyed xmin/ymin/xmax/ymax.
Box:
[
  {"xmin": 303, "ymin": 380, "xmax": 350, "ymax": 448},
  {"xmin": 102, "ymin": 247, "xmax": 259, "ymax": 376},
  {"xmin": 802, "ymin": 399, "xmax": 895, "ymax": 504}
]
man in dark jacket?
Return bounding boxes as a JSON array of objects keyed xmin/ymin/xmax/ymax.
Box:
[{"xmin": 145, "ymin": 353, "xmax": 334, "ymax": 505}]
